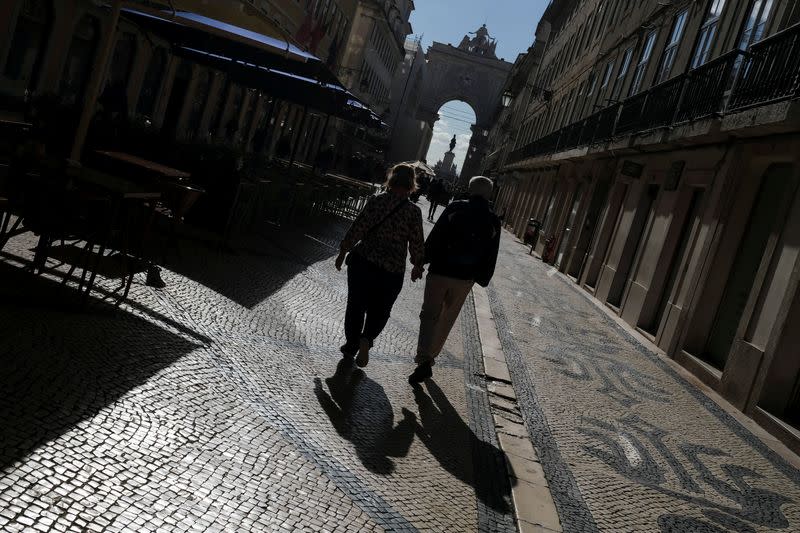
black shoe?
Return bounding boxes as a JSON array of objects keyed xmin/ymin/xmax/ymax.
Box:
[
  {"xmin": 356, "ymin": 337, "xmax": 371, "ymax": 368},
  {"xmin": 146, "ymin": 265, "xmax": 166, "ymax": 288},
  {"xmin": 340, "ymin": 343, "xmax": 357, "ymax": 359},
  {"xmin": 408, "ymin": 363, "xmax": 433, "ymax": 385}
]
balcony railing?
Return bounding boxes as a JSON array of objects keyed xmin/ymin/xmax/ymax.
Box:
[
  {"xmin": 615, "ymin": 91, "xmax": 649, "ymax": 135},
  {"xmin": 678, "ymin": 50, "xmax": 742, "ymax": 122},
  {"xmin": 578, "ymin": 111, "xmax": 601, "ymax": 146},
  {"xmin": 558, "ymin": 121, "xmax": 584, "ymax": 151},
  {"xmin": 642, "ymin": 75, "xmax": 686, "ymax": 129},
  {"xmin": 506, "ymin": 24, "xmax": 800, "ymax": 165},
  {"xmin": 594, "ymin": 103, "xmax": 620, "ymax": 142},
  {"xmin": 730, "ymin": 23, "xmax": 800, "ymax": 111}
]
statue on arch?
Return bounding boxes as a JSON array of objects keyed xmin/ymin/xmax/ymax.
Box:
[
  {"xmin": 449, "ymin": 135, "xmax": 457, "ymax": 152},
  {"xmin": 470, "ymin": 24, "xmax": 490, "ymax": 48},
  {"xmin": 457, "ymin": 24, "xmax": 498, "ymax": 58}
]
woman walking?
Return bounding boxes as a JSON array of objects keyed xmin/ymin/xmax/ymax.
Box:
[{"xmin": 335, "ymin": 164, "xmax": 425, "ymax": 368}]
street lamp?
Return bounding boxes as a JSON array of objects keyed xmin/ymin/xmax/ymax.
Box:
[{"xmin": 501, "ymin": 90, "xmax": 513, "ymax": 108}]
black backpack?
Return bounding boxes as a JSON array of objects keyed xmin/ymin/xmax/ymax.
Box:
[{"xmin": 444, "ymin": 203, "xmax": 497, "ymax": 267}]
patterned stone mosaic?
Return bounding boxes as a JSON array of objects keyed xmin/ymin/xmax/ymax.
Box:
[{"xmin": 487, "ymin": 238, "xmax": 800, "ymax": 533}]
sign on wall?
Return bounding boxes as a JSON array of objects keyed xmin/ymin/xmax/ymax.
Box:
[{"xmin": 621, "ymin": 160, "xmax": 644, "ymax": 178}]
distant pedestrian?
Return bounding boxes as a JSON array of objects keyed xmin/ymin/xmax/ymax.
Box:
[
  {"xmin": 409, "ymin": 176, "xmax": 501, "ymax": 384},
  {"xmin": 336, "ymin": 164, "xmax": 426, "ymax": 368},
  {"xmin": 426, "ymin": 179, "xmax": 444, "ymax": 221}
]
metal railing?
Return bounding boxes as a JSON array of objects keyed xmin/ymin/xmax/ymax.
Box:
[
  {"xmin": 578, "ymin": 111, "xmax": 601, "ymax": 146},
  {"xmin": 678, "ymin": 50, "xmax": 742, "ymax": 122},
  {"xmin": 730, "ymin": 23, "xmax": 800, "ymax": 110},
  {"xmin": 507, "ymin": 23, "xmax": 800, "ymax": 165},
  {"xmin": 558, "ymin": 121, "xmax": 584, "ymax": 151},
  {"xmin": 594, "ymin": 103, "xmax": 621, "ymax": 142},
  {"xmin": 615, "ymin": 91, "xmax": 650, "ymax": 135},
  {"xmin": 642, "ymin": 75, "xmax": 686, "ymax": 130}
]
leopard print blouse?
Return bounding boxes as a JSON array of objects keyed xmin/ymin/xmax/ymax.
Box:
[{"xmin": 340, "ymin": 192, "xmax": 425, "ymax": 274}]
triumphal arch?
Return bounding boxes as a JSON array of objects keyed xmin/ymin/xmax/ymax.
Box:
[{"xmin": 418, "ymin": 25, "xmax": 513, "ymax": 183}]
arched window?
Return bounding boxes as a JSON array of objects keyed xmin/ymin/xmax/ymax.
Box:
[
  {"xmin": 4, "ymin": 0, "xmax": 52, "ymax": 93},
  {"xmin": 136, "ymin": 47, "xmax": 167, "ymax": 118},
  {"xmin": 59, "ymin": 14, "xmax": 100, "ymax": 105}
]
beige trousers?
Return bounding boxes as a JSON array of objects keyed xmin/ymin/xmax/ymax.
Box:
[{"xmin": 416, "ymin": 273, "xmax": 474, "ymax": 365}]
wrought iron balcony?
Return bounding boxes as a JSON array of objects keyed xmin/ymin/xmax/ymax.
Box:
[
  {"xmin": 642, "ymin": 75, "xmax": 685, "ymax": 130},
  {"xmin": 730, "ymin": 23, "xmax": 800, "ymax": 111},
  {"xmin": 593, "ymin": 103, "xmax": 620, "ymax": 142},
  {"xmin": 678, "ymin": 50, "xmax": 742, "ymax": 122},
  {"xmin": 558, "ymin": 121, "xmax": 585, "ymax": 151},
  {"xmin": 505, "ymin": 24, "xmax": 800, "ymax": 166},
  {"xmin": 615, "ymin": 91, "xmax": 649, "ymax": 135}
]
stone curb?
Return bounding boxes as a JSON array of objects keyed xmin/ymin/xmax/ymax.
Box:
[{"xmin": 473, "ymin": 286, "xmax": 563, "ymax": 533}]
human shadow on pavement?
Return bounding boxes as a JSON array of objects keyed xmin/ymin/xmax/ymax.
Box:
[
  {"xmin": 0, "ymin": 261, "xmax": 202, "ymax": 471},
  {"xmin": 407, "ymin": 380, "xmax": 514, "ymax": 514},
  {"xmin": 314, "ymin": 359, "xmax": 415, "ymax": 475}
]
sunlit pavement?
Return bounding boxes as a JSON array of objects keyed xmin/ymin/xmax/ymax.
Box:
[
  {"xmin": 0, "ymin": 207, "xmax": 514, "ymax": 533},
  {"xmin": 3, "ymin": 199, "xmax": 800, "ymax": 533}
]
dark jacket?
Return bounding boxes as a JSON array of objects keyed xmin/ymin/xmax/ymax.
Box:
[{"xmin": 424, "ymin": 196, "xmax": 501, "ymax": 287}]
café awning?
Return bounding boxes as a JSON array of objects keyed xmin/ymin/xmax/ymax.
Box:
[{"xmin": 121, "ymin": 7, "xmax": 382, "ymax": 128}]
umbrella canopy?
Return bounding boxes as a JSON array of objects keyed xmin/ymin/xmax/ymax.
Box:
[
  {"xmin": 401, "ymin": 161, "xmax": 436, "ymax": 176},
  {"xmin": 121, "ymin": 6, "xmax": 382, "ymax": 127}
]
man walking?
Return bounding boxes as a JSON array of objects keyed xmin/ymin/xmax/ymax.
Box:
[
  {"xmin": 409, "ymin": 176, "xmax": 501, "ymax": 384},
  {"xmin": 426, "ymin": 179, "xmax": 443, "ymax": 221}
]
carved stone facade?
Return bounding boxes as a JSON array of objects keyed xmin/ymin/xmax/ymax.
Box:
[{"xmin": 416, "ymin": 27, "xmax": 512, "ymax": 184}]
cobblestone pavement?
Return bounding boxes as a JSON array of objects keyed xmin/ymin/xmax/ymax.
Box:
[
  {"xmin": 0, "ymin": 210, "xmax": 514, "ymax": 533},
  {"xmin": 487, "ymin": 235, "xmax": 800, "ymax": 532}
]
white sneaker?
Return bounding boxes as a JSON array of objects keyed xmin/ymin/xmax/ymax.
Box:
[{"xmin": 356, "ymin": 337, "xmax": 371, "ymax": 368}]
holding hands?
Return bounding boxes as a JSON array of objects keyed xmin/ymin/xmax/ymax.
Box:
[
  {"xmin": 335, "ymin": 251, "xmax": 347, "ymax": 271},
  {"xmin": 411, "ymin": 265, "xmax": 425, "ymax": 282}
]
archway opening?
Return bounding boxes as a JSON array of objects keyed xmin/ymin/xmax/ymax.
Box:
[{"xmin": 424, "ymin": 100, "xmax": 476, "ymax": 185}]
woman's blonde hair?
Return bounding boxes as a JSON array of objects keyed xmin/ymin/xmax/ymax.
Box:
[{"xmin": 385, "ymin": 164, "xmax": 418, "ymax": 193}]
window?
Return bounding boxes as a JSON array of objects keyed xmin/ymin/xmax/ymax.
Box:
[
  {"xmin": 607, "ymin": 0, "xmax": 620, "ymax": 28},
  {"xmin": 4, "ymin": 0, "xmax": 52, "ymax": 94},
  {"xmin": 629, "ymin": 31, "xmax": 657, "ymax": 95},
  {"xmin": 572, "ymin": 79, "xmax": 588, "ymax": 120},
  {"xmin": 738, "ymin": 0, "xmax": 774, "ymax": 50},
  {"xmin": 136, "ymin": 48, "xmax": 167, "ymax": 117},
  {"xmin": 59, "ymin": 15, "xmax": 100, "ymax": 105},
  {"xmin": 587, "ymin": 71, "xmax": 597, "ymax": 97},
  {"xmin": 611, "ymin": 47, "xmax": 634, "ymax": 101},
  {"xmin": 593, "ymin": 2, "xmax": 605, "ymax": 40},
  {"xmin": 584, "ymin": 14, "xmax": 596, "ymax": 50},
  {"xmin": 600, "ymin": 60, "xmax": 615, "ymax": 90},
  {"xmin": 691, "ymin": 0, "xmax": 726, "ymax": 68},
  {"xmin": 655, "ymin": 10, "xmax": 688, "ymax": 84}
]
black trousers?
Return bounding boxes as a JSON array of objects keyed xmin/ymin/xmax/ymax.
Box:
[
  {"xmin": 428, "ymin": 201, "xmax": 439, "ymax": 220},
  {"xmin": 344, "ymin": 253, "xmax": 404, "ymax": 348}
]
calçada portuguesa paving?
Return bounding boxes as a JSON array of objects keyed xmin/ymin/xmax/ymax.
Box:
[{"xmin": 2, "ymin": 201, "xmax": 800, "ymax": 533}]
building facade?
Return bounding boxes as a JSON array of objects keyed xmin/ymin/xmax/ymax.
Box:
[
  {"xmin": 387, "ymin": 36, "xmax": 431, "ymax": 164},
  {"xmin": 486, "ymin": 0, "xmax": 800, "ymax": 452}
]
